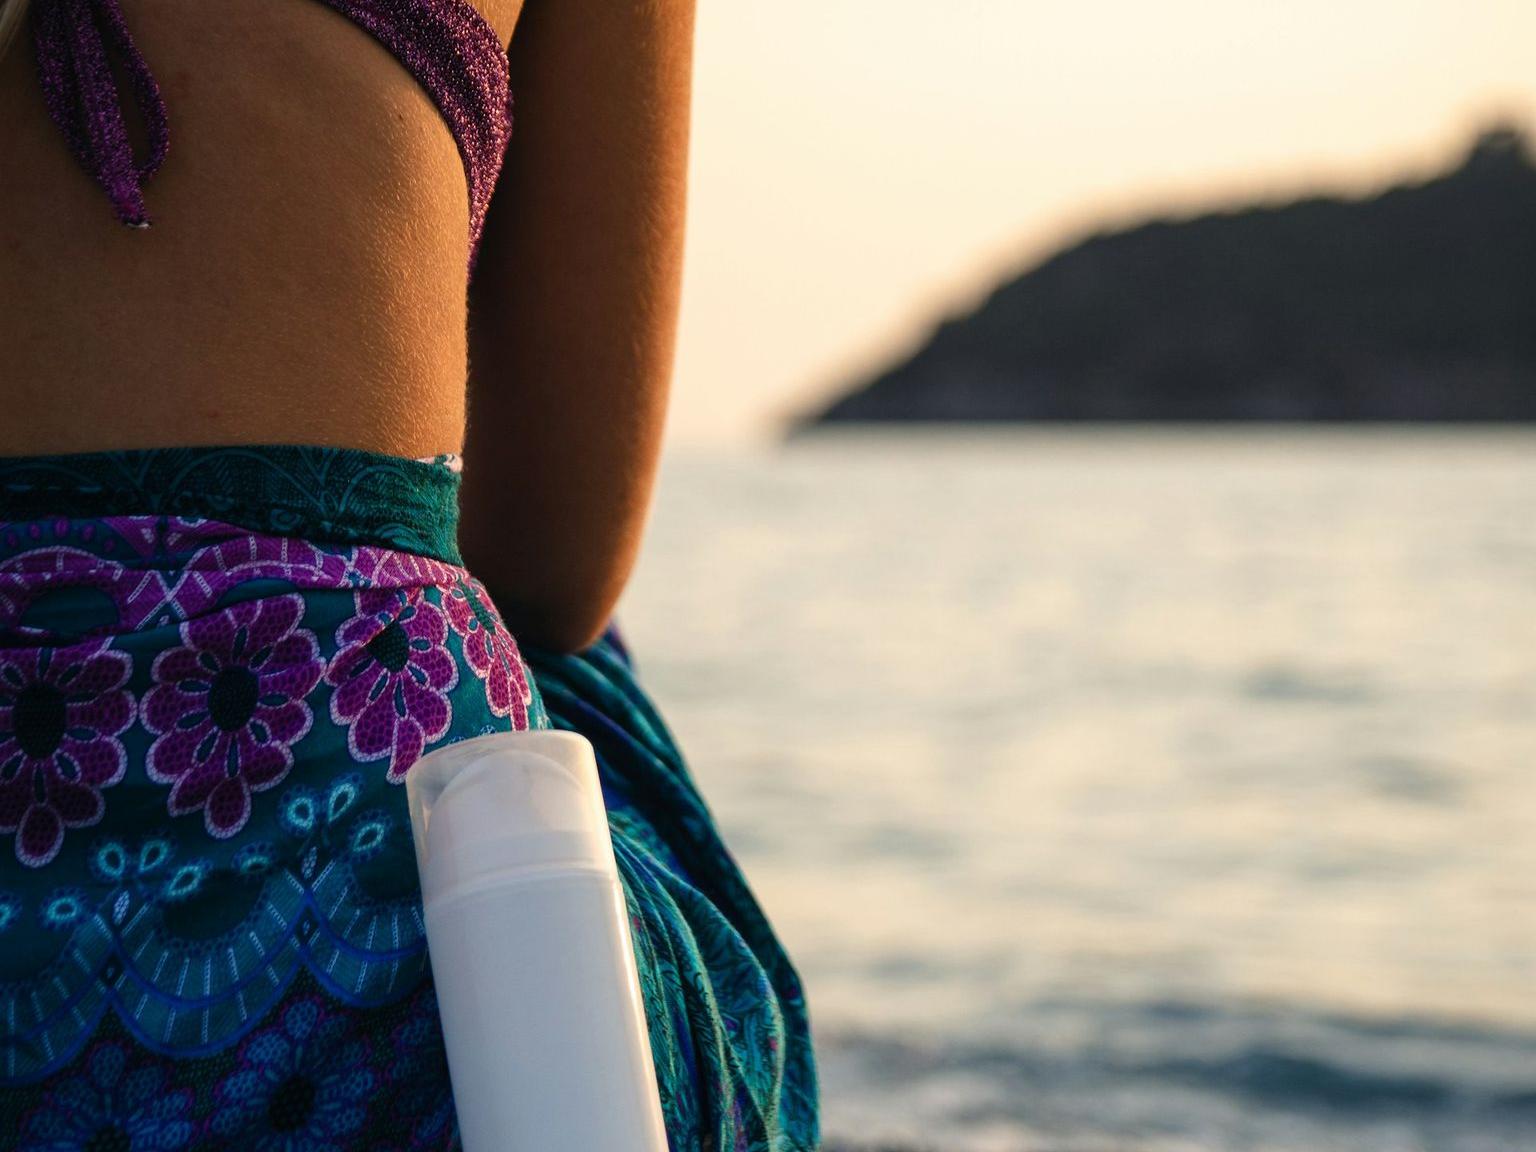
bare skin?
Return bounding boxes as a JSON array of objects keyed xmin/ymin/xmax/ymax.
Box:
[
  {"xmin": 461, "ymin": 0, "xmax": 693, "ymax": 653},
  {"xmin": 0, "ymin": 0, "xmax": 693, "ymax": 652}
]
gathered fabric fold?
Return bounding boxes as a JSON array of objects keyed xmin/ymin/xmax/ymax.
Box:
[{"xmin": 31, "ymin": 0, "xmax": 169, "ymax": 227}]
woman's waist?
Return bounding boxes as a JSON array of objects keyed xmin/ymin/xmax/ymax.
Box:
[
  {"xmin": 0, "ymin": 440, "xmax": 542, "ymax": 758},
  {"xmin": 0, "ymin": 443, "xmax": 505, "ymax": 655},
  {"xmin": 0, "ymin": 443, "xmax": 465, "ymax": 565},
  {"xmin": 0, "ymin": 514, "xmax": 471, "ymax": 643}
]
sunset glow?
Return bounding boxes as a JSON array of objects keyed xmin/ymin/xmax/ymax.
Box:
[{"xmin": 671, "ymin": 0, "xmax": 1536, "ymax": 442}]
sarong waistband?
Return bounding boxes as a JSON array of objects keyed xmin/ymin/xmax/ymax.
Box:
[{"xmin": 0, "ymin": 445, "xmax": 463, "ymax": 564}]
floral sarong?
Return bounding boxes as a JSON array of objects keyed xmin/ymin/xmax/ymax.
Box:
[{"xmin": 0, "ymin": 445, "xmax": 818, "ymax": 1151}]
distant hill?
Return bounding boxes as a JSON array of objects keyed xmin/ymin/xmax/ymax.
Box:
[{"xmin": 800, "ymin": 126, "xmax": 1536, "ymax": 427}]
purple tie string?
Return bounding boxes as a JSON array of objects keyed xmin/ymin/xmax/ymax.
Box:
[{"xmin": 31, "ymin": 0, "xmax": 169, "ymax": 227}]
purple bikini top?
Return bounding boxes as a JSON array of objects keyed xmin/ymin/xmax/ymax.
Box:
[{"xmin": 29, "ymin": 0, "xmax": 511, "ymax": 274}]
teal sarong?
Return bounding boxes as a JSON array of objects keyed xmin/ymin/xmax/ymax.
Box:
[{"xmin": 0, "ymin": 445, "xmax": 819, "ymax": 1151}]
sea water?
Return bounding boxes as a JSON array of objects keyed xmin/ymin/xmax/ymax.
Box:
[{"xmin": 617, "ymin": 429, "xmax": 1536, "ymax": 1152}]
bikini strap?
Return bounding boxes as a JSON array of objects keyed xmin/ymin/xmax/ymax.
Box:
[
  {"xmin": 26, "ymin": 0, "xmax": 510, "ymax": 273},
  {"xmin": 31, "ymin": 0, "xmax": 170, "ymax": 228}
]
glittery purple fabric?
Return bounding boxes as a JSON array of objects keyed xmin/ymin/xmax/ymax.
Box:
[
  {"xmin": 28, "ymin": 0, "xmax": 511, "ymax": 273},
  {"xmin": 314, "ymin": 0, "xmax": 512, "ymax": 271},
  {"xmin": 31, "ymin": 0, "xmax": 169, "ymax": 228}
]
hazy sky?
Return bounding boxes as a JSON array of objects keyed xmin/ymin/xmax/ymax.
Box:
[{"xmin": 667, "ymin": 0, "xmax": 1535, "ymax": 443}]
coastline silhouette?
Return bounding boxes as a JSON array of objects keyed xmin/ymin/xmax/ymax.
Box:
[{"xmin": 802, "ymin": 125, "xmax": 1536, "ymax": 428}]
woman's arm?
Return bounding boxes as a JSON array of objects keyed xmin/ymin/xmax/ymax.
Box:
[{"xmin": 459, "ymin": 0, "xmax": 695, "ymax": 653}]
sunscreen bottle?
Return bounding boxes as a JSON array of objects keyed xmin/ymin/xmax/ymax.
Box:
[{"xmin": 406, "ymin": 730, "xmax": 669, "ymax": 1152}]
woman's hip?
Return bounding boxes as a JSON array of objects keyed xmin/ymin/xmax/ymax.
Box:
[{"xmin": 0, "ymin": 443, "xmax": 545, "ymax": 1086}]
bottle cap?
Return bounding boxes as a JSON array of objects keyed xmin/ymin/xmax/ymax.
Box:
[{"xmin": 406, "ymin": 730, "xmax": 615, "ymax": 905}]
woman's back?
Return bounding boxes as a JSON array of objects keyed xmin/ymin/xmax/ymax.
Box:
[
  {"xmin": 0, "ymin": 3, "xmax": 820, "ymax": 1147},
  {"xmin": 0, "ymin": 0, "xmax": 521, "ymax": 459}
]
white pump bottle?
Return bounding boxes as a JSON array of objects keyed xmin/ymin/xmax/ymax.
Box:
[{"xmin": 406, "ymin": 729, "xmax": 670, "ymax": 1152}]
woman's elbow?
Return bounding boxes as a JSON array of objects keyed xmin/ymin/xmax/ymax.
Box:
[
  {"xmin": 489, "ymin": 574, "xmax": 627, "ymax": 656},
  {"xmin": 511, "ymin": 608, "xmax": 612, "ymax": 656}
]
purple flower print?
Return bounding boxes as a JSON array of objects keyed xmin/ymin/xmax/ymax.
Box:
[
  {"xmin": 144, "ymin": 595, "xmax": 322, "ymax": 839},
  {"xmin": 345, "ymin": 547, "xmax": 457, "ymax": 592},
  {"xmin": 169, "ymin": 530, "xmax": 355, "ymax": 622},
  {"xmin": 443, "ymin": 578, "xmax": 531, "ymax": 729},
  {"xmin": 0, "ymin": 544, "xmax": 170, "ymax": 641},
  {"xmin": 0, "ymin": 642, "xmax": 132, "ymax": 868},
  {"xmin": 326, "ymin": 589, "xmax": 457, "ymax": 782}
]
